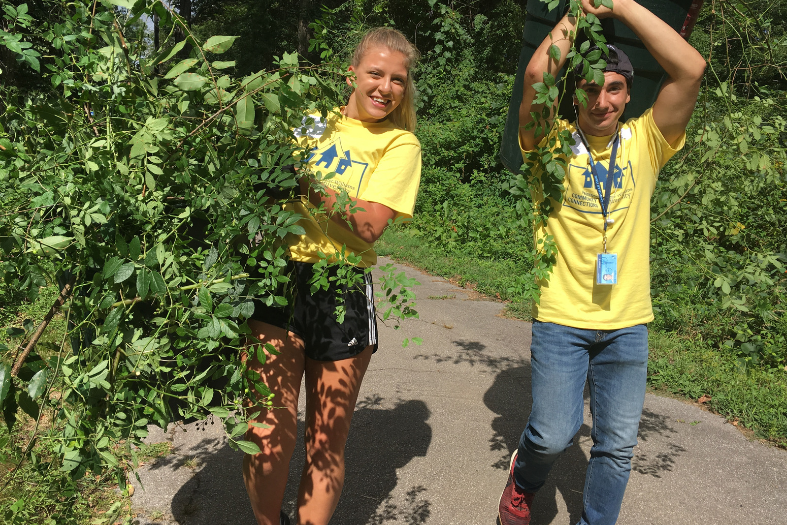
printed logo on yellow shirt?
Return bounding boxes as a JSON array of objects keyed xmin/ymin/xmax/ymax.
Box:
[
  {"xmin": 307, "ymin": 138, "xmax": 370, "ymax": 198},
  {"xmin": 564, "ymin": 159, "xmax": 634, "ymax": 215}
]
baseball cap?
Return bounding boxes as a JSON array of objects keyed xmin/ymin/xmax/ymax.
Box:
[{"xmin": 573, "ymin": 44, "xmax": 634, "ymax": 84}]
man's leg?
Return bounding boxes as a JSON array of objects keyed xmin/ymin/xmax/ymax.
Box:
[
  {"xmin": 514, "ymin": 321, "xmax": 592, "ymax": 492},
  {"xmin": 580, "ymin": 324, "xmax": 648, "ymax": 525}
]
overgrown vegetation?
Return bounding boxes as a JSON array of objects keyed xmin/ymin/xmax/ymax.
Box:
[{"xmin": 0, "ymin": 0, "xmax": 418, "ymax": 521}]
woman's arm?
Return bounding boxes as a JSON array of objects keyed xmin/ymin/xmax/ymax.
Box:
[{"xmin": 300, "ymin": 176, "xmax": 396, "ymax": 244}]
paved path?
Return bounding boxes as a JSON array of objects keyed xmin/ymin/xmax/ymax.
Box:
[{"xmin": 130, "ymin": 258, "xmax": 787, "ymax": 525}]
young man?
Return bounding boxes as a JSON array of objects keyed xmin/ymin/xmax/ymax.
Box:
[{"xmin": 498, "ymin": 1, "xmax": 705, "ymax": 524}]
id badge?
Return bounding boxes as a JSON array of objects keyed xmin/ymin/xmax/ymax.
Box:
[{"xmin": 596, "ymin": 253, "xmax": 618, "ymax": 285}]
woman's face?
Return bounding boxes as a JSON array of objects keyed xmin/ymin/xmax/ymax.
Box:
[{"xmin": 344, "ymin": 46, "xmax": 408, "ymax": 123}]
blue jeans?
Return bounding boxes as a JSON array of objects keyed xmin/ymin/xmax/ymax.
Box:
[{"xmin": 514, "ymin": 321, "xmax": 648, "ymax": 525}]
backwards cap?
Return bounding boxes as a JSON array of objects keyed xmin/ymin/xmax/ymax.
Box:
[{"xmin": 573, "ymin": 44, "xmax": 634, "ymax": 84}]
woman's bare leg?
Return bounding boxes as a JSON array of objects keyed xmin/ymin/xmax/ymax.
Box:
[
  {"xmin": 243, "ymin": 320, "xmax": 306, "ymax": 525},
  {"xmin": 296, "ymin": 346, "xmax": 374, "ymax": 525}
]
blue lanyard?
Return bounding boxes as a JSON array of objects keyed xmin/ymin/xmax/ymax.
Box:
[{"xmin": 582, "ymin": 131, "xmax": 620, "ymax": 233}]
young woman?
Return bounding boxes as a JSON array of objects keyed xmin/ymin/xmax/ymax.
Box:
[{"xmin": 242, "ymin": 28, "xmax": 422, "ymax": 525}]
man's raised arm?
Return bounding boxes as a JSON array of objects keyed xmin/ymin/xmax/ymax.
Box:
[
  {"xmin": 519, "ymin": 12, "xmax": 578, "ymax": 151},
  {"xmin": 583, "ymin": 0, "xmax": 706, "ymax": 145}
]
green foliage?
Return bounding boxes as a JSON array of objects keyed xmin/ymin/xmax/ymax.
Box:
[
  {"xmin": 651, "ymin": 91, "xmax": 787, "ymax": 369},
  {"xmin": 0, "ymin": 423, "xmax": 131, "ymax": 524},
  {"xmin": 649, "ymin": 2, "xmax": 787, "ymax": 369},
  {"xmin": 648, "ymin": 331, "xmax": 787, "ymax": 446}
]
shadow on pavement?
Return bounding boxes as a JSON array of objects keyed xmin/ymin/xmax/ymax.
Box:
[
  {"xmin": 161, "ymin": 399, "xmax": 431, "ymax": 524},
  {"xmin": 484, "ymin": 364, "xmax": 590, "ymax": 525},
  {"xmin": 331, "ymin": 399, "xmax": 432, "ymax": 523},
  {"xmin": 632, "ymin": 408, "xmax": 687, "ymax": 478}
]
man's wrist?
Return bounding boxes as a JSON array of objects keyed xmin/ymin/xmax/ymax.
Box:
[{"xmin": 606, "ymin": 0, "xmax": 636, "ymax": 23}]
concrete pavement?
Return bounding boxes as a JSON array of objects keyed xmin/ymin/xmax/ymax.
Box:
[{"xmin": 130, "ymin": 257, "xmax": 787, "ymax": 524}]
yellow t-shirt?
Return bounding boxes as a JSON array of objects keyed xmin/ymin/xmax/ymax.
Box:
[
  {"xmin": 286, "ymin": 110, "xmax": 422, "ymax": 267},
  {"xmin": 524, "ymin": 109, "xmax": 685, "ymax": 329}
]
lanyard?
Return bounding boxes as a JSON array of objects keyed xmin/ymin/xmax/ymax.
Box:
[{"xmin": 577, "ymin": 127, "xmax": 620, "ymax": 252}]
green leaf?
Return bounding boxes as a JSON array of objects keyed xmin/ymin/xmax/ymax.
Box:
[
  {"xmin": 601, "ymin": 0, "xmax": 614, "ymax": 8},
  {"xmin": 212, "ymin": 61, "xmax": 236, "ymax": 69},
  {"xmin": 201, "ymin": 388, "xmax": 214, "ymax": 406},
  {"xmin": 260, "ymin": 93, "xmax": 280, "ymax": 113},
  {"xmin": 105, "ymin": 0, "xmax": 136, "ymax": 8},
  {"xmin": 114, "ymin": 263, "xmax": 135, "ymax": 284},
  {"xmin": 548, "ymin": 44, "xmax": 561, "ymax": 62},
  {"xmin": 209, "ymin": 282, "xmax": 233, "ymax": 293},
  {"xmin": 150, "ymin": 272, "xmax": 167, "ymax": 295},
  {"xmin": 234, "ymin": 439, "xmax": 261, "ymax": 455},
  {"xmin": 129, "ymin": 237, "xmax": 141, "ymax": 261},
  {"xmin": 214, "ymin": 303, "xmax": 234, "ymax": 318},
  {"xmin": 98, "ymin": 449, "xmax": 119, "ymax": 467},
  {"xmin": 27, "ymin": 369, "xmax": 48, "ymax": 400},
  {"xmin": 145, "ymin": 172, "xmax": 157, "ymax": 192},
  {"xmin": 209, "ymin": 406, "xmax": 229, "ymax": 418},
  {"xmin": 102, "ymin": 308, "xmax": 123, "ymax": 334},
  {"xmin": 3, "ymin": 385, "xmax": 17, "ymax": 432},
  {"xmin": 174, "ymin": 73, "xmax": 208, "ymax": 91},
  {"xmin": 5, "ymin": 327, "xmax": 24, "ymax": 337},
  {"xmin": 32, "ymin": 235, "xmax": 73, "ymax": 255},
  {"xmin": 236, "ymin": 97, "xmax": 255, "ymax": 129},
  {"xmin": 592, "ymin": 68, "xmax": 605, "ymax": 86},
  {"xmin": 60, "ymin": 450, "xmax": 83, "ymax": 472},
  {"xmin": 165, "ymin": 58, "xmax": 199, "ymax": 79},
  {"xmin": 103, "ymin": 257, "xmax": 124, "ymax": 279},
  {"xmin": 137, "ymin": 268, "xmax": 151, "ymax": 299},
  {"xmin": 89, "ymin": 360, "xmax": 109, "ymax": 377},
  {"xmin": 0, "ymin": 362, "xmax": 11, "ymax": 405},
  {"xmin": 199, "ymin": 287, "xmax": 213, "ymax": 312},
  {"xmin": 156, "ymin": 40, "xmax": 187, "ymax": 65},
  {"xmin": 203, "ymin": 36, "xmax": 238, "ymax": 54},
  {"xmin": 18, "ymin": 391, "xmax": 39, "ymax": 420}
]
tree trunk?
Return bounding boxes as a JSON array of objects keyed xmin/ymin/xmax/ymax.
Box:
[
  {"xmin": 297, "ymin": 0, "xmax": 312, "ymax": 62},
  {"xmin": 177, "ymin": 0, "xmax": 192, "ymax": 60},
  {"xmin": 153, "ymin": 11, "xmax": 160, "ymax": 74}
]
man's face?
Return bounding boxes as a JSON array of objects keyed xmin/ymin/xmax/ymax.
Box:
[{"xmin": 575, "ymin": 71, "xmax": 631, "ymax": 136}]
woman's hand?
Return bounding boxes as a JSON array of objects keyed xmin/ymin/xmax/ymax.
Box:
[{"xmin": 302, "ymin": 177, "xmax": 395, "ymax": 244}]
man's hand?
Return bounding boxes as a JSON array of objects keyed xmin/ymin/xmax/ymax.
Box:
[{"xmin": 580, "ymin": 0, "xmax": 617, "ymax": 19}]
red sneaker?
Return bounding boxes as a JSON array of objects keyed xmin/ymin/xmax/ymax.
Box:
[{"xmin": 498, "ymin": 450, "xmax": 535, "ymax": 525}]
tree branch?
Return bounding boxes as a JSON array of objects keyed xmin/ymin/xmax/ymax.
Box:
[{"xmin": 12, "ymin": 275, "xmax": 76, "ymax": 377}]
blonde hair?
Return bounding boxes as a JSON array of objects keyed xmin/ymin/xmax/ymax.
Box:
[{"xmin": 351, "ymin": 27, "xmax": 420, "ymax": 132}]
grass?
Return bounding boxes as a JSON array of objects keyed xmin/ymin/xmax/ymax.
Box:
[
  {"xmin": 648, "ymin": 330, "xmax": 787, "ymax": 447},
  {"xmin": 376, "ymin": 226, "xmax": 533, "ymax": 321},
  {"xmin": 376, "ymin": 226, "xmax": 787, "ymax": 447},
  {"xmin": 0, "ymin": 273, "xmax": 173, "ymax": 524},
  {"xmin": 0, "ymin": 421, "xmax": 134, "ymax": 524}
]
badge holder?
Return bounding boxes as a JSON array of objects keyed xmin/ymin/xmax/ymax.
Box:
[{"xmin": 596, "ymin": 252, "xmax": 618, "ymax": 285}]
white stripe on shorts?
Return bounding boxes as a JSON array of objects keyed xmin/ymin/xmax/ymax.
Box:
[{"xmin": 365, "ymin": 271, "xmax": 377, "ymax": 345}]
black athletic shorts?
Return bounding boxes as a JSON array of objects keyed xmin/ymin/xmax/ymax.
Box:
[{"xmin": 249, "ymin": 261, "xmax": 378, "ymax": 361}]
